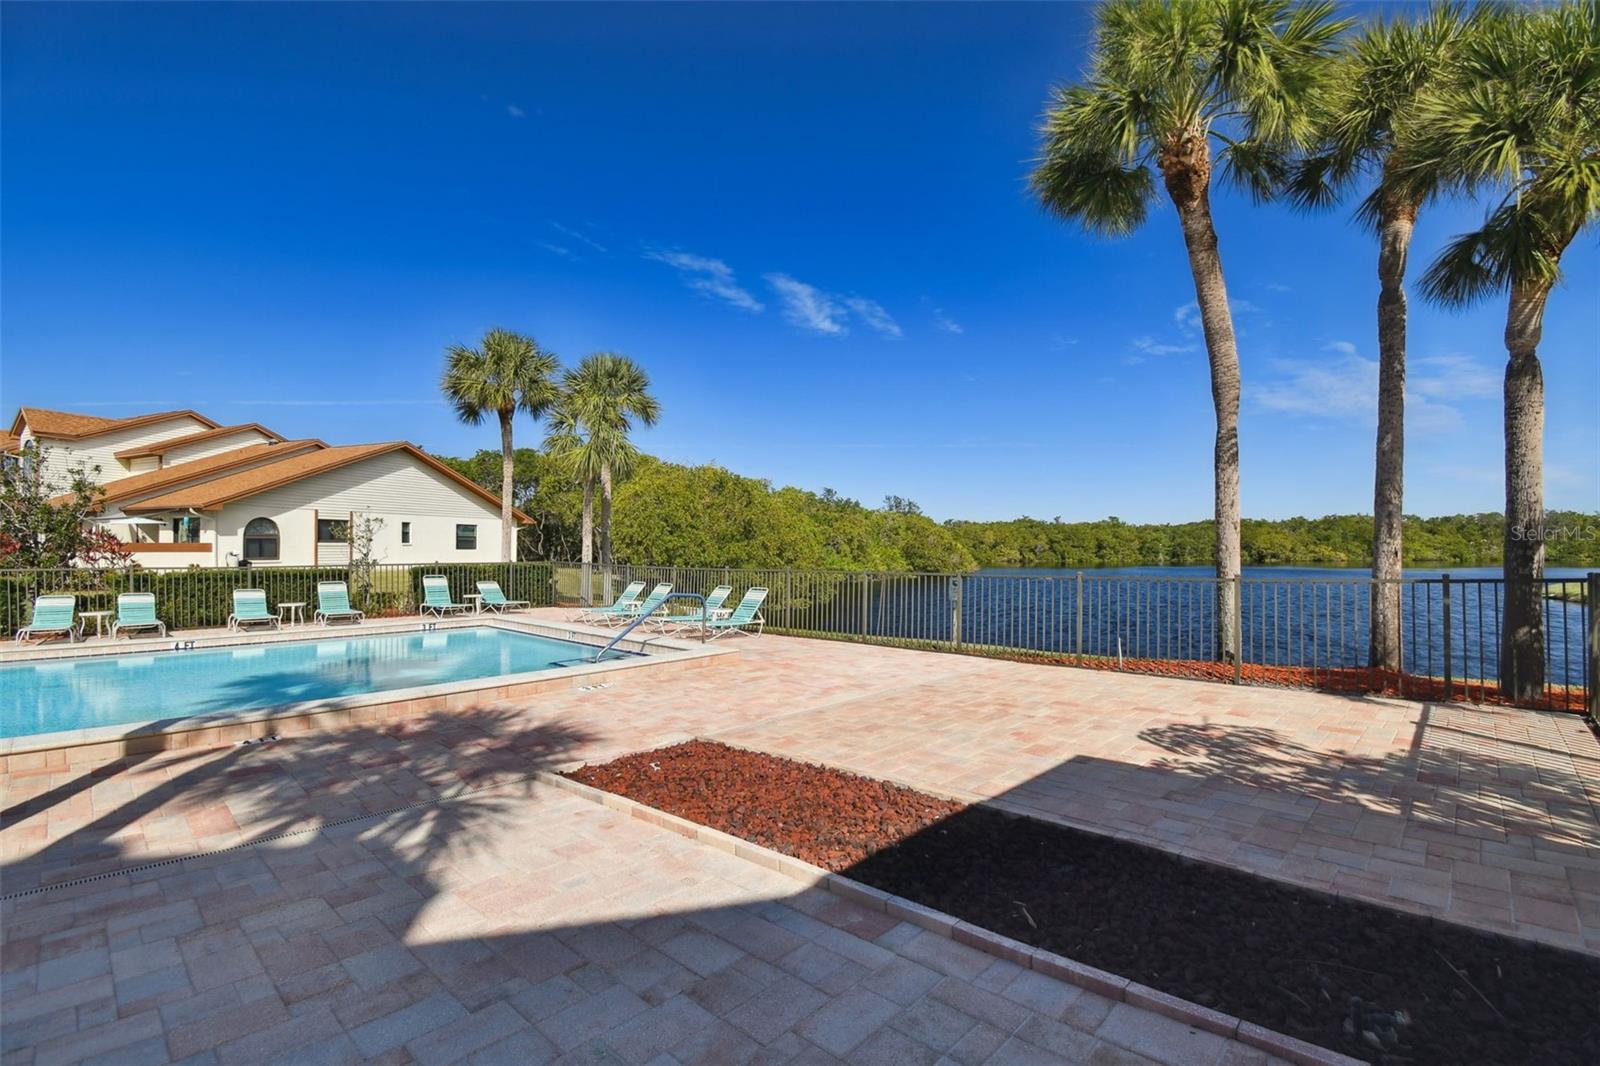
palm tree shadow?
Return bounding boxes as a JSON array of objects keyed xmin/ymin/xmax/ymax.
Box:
[{"xmin": 2, "ymin": 705, "xmax": 598, "ymax": 938}]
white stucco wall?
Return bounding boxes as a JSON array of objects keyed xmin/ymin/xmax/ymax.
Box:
[{"xmin": 211, "ymin": 449, "xmax": 510, "ymax": 567}]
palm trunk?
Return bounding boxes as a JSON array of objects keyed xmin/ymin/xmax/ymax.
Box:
[
  {"xmin": 1160, "ymin": 134, "xmax": 1242, "ymax": 664},
  {"xmin": 1370, "ymin": 188, "xmax": 1416, "ymax": 673},
  {"xmin": 1500, "ymin": 281, "xmax": 1549, "ymax": 701},
  {"xmin": 580, "ymin": 478, "xmax": 595, "ymax": 605},
  {"xmin": 600, "ymin": 463, "xmax": 614, "ymax": 602},
  {"xmin": 498, "ymin": 410, "xmax": 516, "ymax": 562}
]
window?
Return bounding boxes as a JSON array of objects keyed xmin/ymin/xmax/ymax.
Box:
[
  {"xmin": 243, "ymin": 517, "xmax": 279, "ymax": 560},
  {"xmin": 171, "ymin": 516, "xmax": 201, "ymax": 543},
  {"xmin": 317, "ymin": 518, "xmax": 349, "ymax": 543},
  {"xmin": 400, "ymin": 521, "xmax": 411, "ymax": 545},
  {"xmin": 455, "ymin": 524, "xmax": 477, "ymax": 550}
]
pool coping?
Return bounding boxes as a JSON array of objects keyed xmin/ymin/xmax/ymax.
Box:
[{"xmin": 0, "ymin": 614, "xmax": 737, "ymax": 768}]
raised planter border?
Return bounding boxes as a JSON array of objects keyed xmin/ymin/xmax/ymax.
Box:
[{"xmin": 536, "ymin": 768, "xmax": 1366, "ymax": 1066}]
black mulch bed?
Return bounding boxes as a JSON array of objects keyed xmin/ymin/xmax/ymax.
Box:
[{"xmin": 572, "ymin": 741, "xmax": 1600, "ymax": 1066}]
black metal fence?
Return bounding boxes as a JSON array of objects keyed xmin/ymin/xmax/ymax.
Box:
[
  {"xmin": 576, "ymin": 562, "xmax": 1597, "ymax": 714},
  {"xmin": 3, "ymin": 560, "xmax": 1594, "ymax": 714}
]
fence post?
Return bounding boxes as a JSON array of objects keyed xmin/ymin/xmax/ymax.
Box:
[
  {"xmin": 1586, "ymin": 572, "xmax": 1598, "ymax": 722},
  {"xmin": 1075, "ymin": 571, "xmax": 1084, "ymax": 662},
  {"xmin": 1231, "ymin": 574, "xmax": 1243, "ymax": 684},
  {"xmin": 949, "ymin": 575, "xmax": 963, "ymax": 650},
  {"xmin": 1442, "ymin": 572, "xmax": 1453, "ymax": 702},
  {"xmin": 859, "ymin": 574, "xmax": 870, "ymax": 639}
]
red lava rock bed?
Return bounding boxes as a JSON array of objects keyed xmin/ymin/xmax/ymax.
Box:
[{"xmin": 567, "ymin": 740, "xmax": 1600, "ymax": 1066}]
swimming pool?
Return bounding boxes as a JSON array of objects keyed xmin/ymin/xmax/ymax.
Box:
[{"xmin": 0, "ymin": 627, "xmax": 627, "ymax": 739}]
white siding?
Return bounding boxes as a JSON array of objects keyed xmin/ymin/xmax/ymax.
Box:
[
  {"xmin": 162, "ymin": 428, "xmax": 276, "ymax": 467},
  {"xmin": 28, "ymin": 416, "xmax": 213, "ymax": 487},
  {"xmin": 212, "ymin": 450, "xmax": 508, "ymax": 567}
]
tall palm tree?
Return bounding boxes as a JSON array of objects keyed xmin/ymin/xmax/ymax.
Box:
[
  {"xmin": 1031, "ymin": 0, "xmax": 1348, "ymax": 662},
  {"xmin": 1287, "ymin": 3, "xmax": 1475, "ymax": 674},
  {"xmin": 547, "ymin": 354, "xmax": 660, "ymax": 601},
  {"xmin": 442, "ymin": 329, "xmax": 561, "ymax": 561},
  {"xmin": 544, "ymin": 407, "xmax": 610, "ymax": 602},
  {"xmin": 1393, "ymin": 0, "xmax": 1599, "ymax": 701},
  {"xmin": 564, "ymin": 354, "xmax": 660, "ymax": 571}
]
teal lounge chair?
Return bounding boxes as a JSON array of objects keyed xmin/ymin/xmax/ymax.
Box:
[
  {"xmin": 16, "ymin": 595, "xmax": 79, "ymax": 643},
  {"xmin": 475, "ymin": 580, "xmax": 528, "ymax": 614},
  {"xmin": 657, "ymin": 584, "xmax": 733, "ymax": 633},
  {"xmin": 228, "ymin": 589, "xmax": 280, "ymax": 631},
  {"xmin": 315, "ymin": 581, "xmax": 365, "ymax": 626},
  {"xmin": 603, "ymin": 583, "xmax": 673, "ymax": 628},
  {"xmin": 112, "ymin": 592, "xmax": 166, "ymax": 639},
  {"xmin": 705, "ymin": 587, "xmax": 768, "ymax": 640},
  {"xmin": 419, "ymin": 575, "xmax": 469, "ymax": 617},
  {"xmin": 574, "ymin": 580, "xmax": 646, "ymax": 624}
]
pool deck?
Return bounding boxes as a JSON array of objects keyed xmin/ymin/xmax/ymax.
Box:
[{"xmin": 3, "ymin": 610, "xmax": 1597, "ymax": 1064}]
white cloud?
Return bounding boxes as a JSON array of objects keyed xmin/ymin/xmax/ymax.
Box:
[
  {"xmin": 539, "ymin": 242, "xmax": 573, "ymax": 258},
  {"xmin": 550, "ymin": 221, "xmax": 606, "ymax": 253},
  {"xmin": 933, "ymin": 309, "xmax": 963, "ymax": 334},
  {"xmin": 1131, "ymin": 335, "xmax": 1197, "ymax": 357},
  {"xmin": 506, "ymin": 104, "xmax": 526, "ymax": 118},
  {"xmin": 1174, "ymin": 302, "xmax": 1203, "ymax": 333},
  {"xmin": 1248, "ymin": 342, "xmax": 1495, "ymax": 433},
  {"xmin": 845, "ymin": 296, "xmax": 902, "ymax": 338},
  {"xmin": 1411, "ymin": 353, "xmax": 1498, "ymax": 401},
  {"xmin": 766, "ymin": 273, "xmax": 847, "ymax": 334},
  {"xmin": 1176, "ymin": 298, "xmax": 1263, "ymax": 335},
  {"xmin": 648, "ymin": 250, "xmax": 764, "ymax": 313}
]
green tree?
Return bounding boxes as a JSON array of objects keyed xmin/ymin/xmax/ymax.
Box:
[
  {"xmin": 1393, "ymin": 0, "xmax": 1600, "ymax": 699},
  {"xmin": 1288, "ymin": 2, "xmax": 1476, "ymax": 673},
  {"xmin": 441, "ymin": 329, "xmax": 561, "ymax": 561},
  {"xmin": 550, "ymin": 353, "xmax": 660, "ymax": 598},
  {"xmin": 1031, "ymin": 0, "xmax": 1348, "ymax": 661},
  {"xmin": 0, "ymin": 448, "xmax": 121, "ymax": 569}
]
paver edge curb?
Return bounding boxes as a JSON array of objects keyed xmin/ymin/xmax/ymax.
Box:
[{"xmin": 531, "ymin": 769, "xmax": 1366, "ymax": 1066}]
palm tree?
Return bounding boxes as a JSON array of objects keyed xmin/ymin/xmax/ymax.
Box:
[
  {"xmin": 1393, "ymin": 0, "xmax": 1599, "ymax": 701},
  {"xmin": 1287, "ymin": 4, "xmax": 1475, "ymax": 674},
  {"xmin": 442, "ymin": 329, "xmax": 561, "ymax": 561},
  {"xmin": 1031, "ymin": 0, "xmax": 1348, "ymax": 662},
  {"xmin": 546, "ymin": 354, "xmax": 660, "ymax": 602}
]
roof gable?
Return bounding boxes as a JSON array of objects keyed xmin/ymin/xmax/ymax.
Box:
[
  {"xmin": 123, "ymin": 441, "xmax": 533, "ymax": 523},
  {"xmin": 113, "ymin": 423, "xmax": 285, "ymax": 459},
  {"xmin": 12, "ymin": 407, "xmax": 220, "ymax": 440},
  {"xmin": 63, "ymin": 440, "xmax": 327, "ymax": 508}
]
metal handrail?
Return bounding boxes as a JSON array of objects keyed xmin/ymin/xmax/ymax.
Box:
[{"xmin": 592, "ymin": 592, "xmax": 708, "ymax": 662}]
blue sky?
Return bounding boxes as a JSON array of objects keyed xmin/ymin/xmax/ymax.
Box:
[{"xmin": 2, "ymin": 2, "xmax": 1596, "ymax": 523}]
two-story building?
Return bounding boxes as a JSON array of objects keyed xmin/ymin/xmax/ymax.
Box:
[{"xmin": 5, "ymin": 406, "xmax": 528, "ymax": 568}]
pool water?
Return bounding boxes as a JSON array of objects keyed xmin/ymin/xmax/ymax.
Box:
[{"xmin": 1, "ymin": 626, "xmax": 626, "ymax": 739}]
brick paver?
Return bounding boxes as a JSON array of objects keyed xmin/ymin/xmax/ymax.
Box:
[
  {"xmin": 5, "ymin": 615, "xmax": 1598, "ymax": 955},
  {"xmin": 3, "ymin": 613, "xmax": 1597, "ymax": 1061},
  {"xmin": 2, "ymin": 780, "xmax": 1285, "ymax": 1065}
]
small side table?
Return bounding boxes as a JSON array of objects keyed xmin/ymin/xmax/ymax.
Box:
[
  {"xmin": 81, "ymin": 609, "xmax": 113, "ymax": 639},
  {"xmin": 464, "ymin": 594, "xmax": 483, "ymax": 615},
  {"xmin": 277, "ymin": 602, "xmax": 307, "ymax": 627}
]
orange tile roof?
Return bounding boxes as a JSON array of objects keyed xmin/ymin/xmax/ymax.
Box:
[
  {"xmin": 57, "ymin": 440, "xmax": 326, "ymax": 507},
  {"xmin": 123, "ymin": 441, "xmax": 533, "ymax": 523},
  {"xmin": 10, "ymin": 406, "xmax": 220, "ymax": 440},
  {"xmin": 0, "ymin": 431, "xmax": 19, "ymax": 455},
  {"xmin": 113, "ymin": 423, "xmax": 284, "ymax": 459}
]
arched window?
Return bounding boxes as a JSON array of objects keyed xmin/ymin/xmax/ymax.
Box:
[{"xmin": 243, "ymin": 517, "xmax": 279, "ymax": 561}]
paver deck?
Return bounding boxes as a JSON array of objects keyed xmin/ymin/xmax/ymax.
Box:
[
  {"xmin": 2, "ymin": 779, "xmax": 1285, "ymax": 1065},
  {"xmin": 3, "ymin": 613, "xmax": 1597, "ymax": 1061}
]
